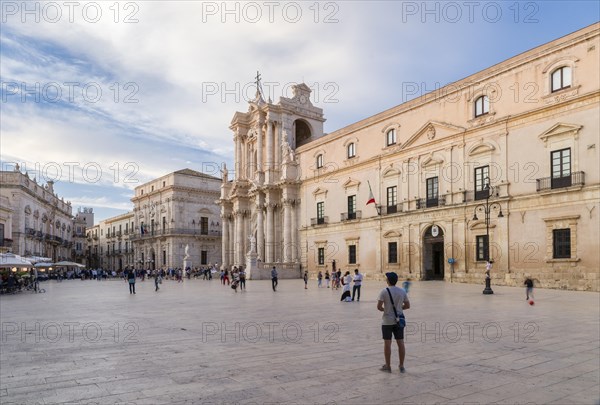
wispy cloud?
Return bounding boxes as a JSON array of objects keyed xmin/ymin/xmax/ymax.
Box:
[{"xmin": 2, "ymin": 1, "xmax": 598, "ymax": 221}]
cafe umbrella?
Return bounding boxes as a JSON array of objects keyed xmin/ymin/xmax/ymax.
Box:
[{"xmin": 0, "ymin": 253, "xmax": 34, "ymax": 269}]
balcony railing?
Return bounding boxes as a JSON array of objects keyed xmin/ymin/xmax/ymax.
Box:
[
  {"xmin": 0, "ymin": 238, "xmax": 13, "ymax": 248},
  {"xmin": 417, "ymin": 196, "xmax": 446, "ymax": 209},
  {"xmin": 536, "ymin": 171, "xmax": 585, "ymax": 192},
  {"xmin": 341, "ymin": 211, "xmax": 362, "ymax": 221},
  {"xmin": 129, "ymin": 227, "xmax": 223, "ymax": 240},
  {"xmin": 25, "ymin": 227, "xmax": 36, "ymax": 236},
  {"xmin": 474, "ymin": 189, "xmax": 490, "ymax": 201},
  {"xmin": 384, "ymin": 204, "xmax": 402, "ymax": 215},
  {"xmin": 310, "ymin": 217, "xmax": 328, "ymax": 226}
]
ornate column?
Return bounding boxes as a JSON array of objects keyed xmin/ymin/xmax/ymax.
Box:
[
  {"xmin": 283, "ymin": 199, "xmax": 292, "ymax": 263},
  {"xmin": 256, "ymin": 196, "xmax": 264, "ymax": 260},
  {"xmin": 236, "ymin": 211, "xmax": 245, "ymax": 265},
  {"xmin": 221, "ymin": 214, "xmax": 229, "ymax": 269},
  {"xmin": 234, "ymin": 132, "xmax": 241, "ymax": 181},
  {"xmin": 228, "ymin": 217, "xmax": 234, "ymax": 266},
  {"xmin": 265, "ymin": 203, "xmax": 274, "ymax": 263},
  {"xmin": 243, "ymin": 210, "xmax": 249, "ymax": 259},
  {"xmin": 265, "ymin": 118, "xmax": 273, "ymax": 183},
  {"xmin": 233, "ymin": 210, "xmax": 239, "ymax": 266},
  {"xmin": 257, "ymin": 116, "xmax": 264, "ymax": 179},
  {"xmin": 291, "ymin": 200, "xmax": 298, "ymax": 262},
  {"xmin": 274, "ymin": 122, "xmax": 280, "ymax": 172}
]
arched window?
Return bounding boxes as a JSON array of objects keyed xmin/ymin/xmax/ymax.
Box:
[
  {"xmin": 316, "ymin": 154, "xmax": 323, "ymax": 169},
  {"xmin": 551, "ymin": 66, "xmax": 572, "ymax": 92},
  {"xmin": 347, "ymin": 142, "xmax": 356, "ymax": 158},
  {"xmin": 474, "ymin": 95, "xmax": 489, "ymax": 117},
  {"xmin": 386, "ymin": 129, "xmax": 396, "ymax": 146}
]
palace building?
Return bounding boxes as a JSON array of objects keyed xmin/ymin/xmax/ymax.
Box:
[
  {"xmin": 222, "ymin": 23, "xmax": 600, "ymax": 291},
  {"xmin": 86, "ymin": 169, "xmax": 222, "ymax": 272},
  {"xmin": 0, "ymin": 168, "xmax": 77, "ymax": 261}
]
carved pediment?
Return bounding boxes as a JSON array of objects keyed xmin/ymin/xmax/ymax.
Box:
[
  {"xmin": 538, "ymin": 123, "xmax": 582, "ymax": 145},
  {"xmin": 469, "ymin": 221, "xmax": 497, "ymax": 231},
  {"xmin": 343, "ymin": 178, "xmax": 361, "ymax": 190},
  {"xmin": 421, "ymin": 154, "xmax": 445, "ymax": 168},
  {"xmin": 382, "ymin": 166, "xmax": 400, "ymax": 178},
  {"xmin": 381, "ymin": 122, "xmax": 401, "ymax": 134},
  {"xmin": 383, "ymin": 230, "xmax": 401, "ymax": 238},
  {"xmin": 402, "ymin": 121, "xmax": 465, "ymax": 150},
  {"xmin": 312, "ymin": 187, "xmax": 328, "ymax": 199},
  {"xmin": 468, "ymin": 141, "xmax": 496, "ymax": 156},
  {"xmin": 230, "ymin": 111, "xmax": 249, "ymax": 126},
  {"xmin": 199, "ymin": 207, "xmax": 213, "ymax": 214}
]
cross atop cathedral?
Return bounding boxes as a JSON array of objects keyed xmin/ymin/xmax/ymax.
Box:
[{"xmin": 255, "ymin": 70, "xmax": 265, "ymax": 102}]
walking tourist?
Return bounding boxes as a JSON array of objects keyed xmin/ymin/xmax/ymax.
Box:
[
  {"xmin": 325, "ymin": 271, "xmax": 330, "ymax": 288},
  {"xmin": 271, "ymin": 266, "xmax": 278, "ymax": 291},
  {"xmin": 154, "ymin": 271, "xmax": 161, "ymax": 292},
  {"xmin": 317, "ymin": 271, "xmax": 323, "ymax": 288},
  {"xmin": 303, "ymin": 271, "xmax": 308, "ymax": 289}
]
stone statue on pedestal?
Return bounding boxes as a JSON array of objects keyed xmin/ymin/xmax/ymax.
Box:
[{"xmin": 221, "ymin": 164, "xmax": 228, "ymax": 182}]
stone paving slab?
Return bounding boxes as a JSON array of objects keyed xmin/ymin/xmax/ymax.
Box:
[{"xmin": 1, "ymin": 279, "xmax": 599, "ymax": 405}]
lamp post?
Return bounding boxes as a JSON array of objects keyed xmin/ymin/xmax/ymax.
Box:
[{"xmin": 472, "ymin": 177, "xmax": 503, "ymax": 295}]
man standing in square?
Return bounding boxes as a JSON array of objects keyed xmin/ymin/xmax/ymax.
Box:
[
  {"xmin": 352, "ymin": 269, "xmax": 363, "ymax": 301},
  {"xmin": 377, "ymin": 272, "xmax": 410, "ymax": 373}
]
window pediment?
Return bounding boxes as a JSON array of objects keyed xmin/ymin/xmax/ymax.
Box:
[
  {"xmin": 469, "ymin": 221, "xmax": 497, "ymax": 231},
  {"xmin": 421, "ymin": 154, "xmax": 444, "ymax": 168},
  {"xmin": 381, "ymin": 122, "xmax": 401, "ymax": 134},
  {"xmin": 343, "ymin": 178, "xmax": 361, "ymax": 190},
  {"xmin": 343, "ymin": 137, "xmax": 358, "ymax": 147},
  {"xmin": 312, "ymin": 187, "xmax": 328, "ymax": 199},
  {"xmin": 382, "ymin": 166, "xmax": 400, "ymax": 178},
  {"xmin": 383, "ymin": 230, "xmax": 401, "ymax": 238},
  {"xmin": 542, "ymin": 56, "xmax": 579, "ymax": 74},
  {"xmin": 468, "ymin": 141, "xmax": 496, "ymax": 156},
  {"xmin": 538, "ymin": 123, "xmax": 582, "ymax": 145}
]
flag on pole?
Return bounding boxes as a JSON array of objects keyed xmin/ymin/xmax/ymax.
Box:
[{"xmin": 366, "ymin": 181, "xmax": 376, "ymax": 205}]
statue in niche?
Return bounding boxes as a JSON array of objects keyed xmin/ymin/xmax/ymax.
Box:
[
  {"xmin": 281, "ymin": 130, "xmax": 295, "ymax": 163},
  {"xmin": 249, "ymin": 235, "xmax": 256, "ymax": 253}
]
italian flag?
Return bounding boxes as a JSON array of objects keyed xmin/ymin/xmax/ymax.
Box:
[{"xmin": 366, "ymin": 181, "xmax": 376, "ymax": 205}]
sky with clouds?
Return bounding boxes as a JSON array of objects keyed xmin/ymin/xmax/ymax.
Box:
[{"xmin": 1, "ymin": 1, "xmax": 598, "ymax": 222}]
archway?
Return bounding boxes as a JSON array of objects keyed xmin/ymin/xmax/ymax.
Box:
[
  {"xmin": 422, "ymin": 225, "xmax": 444, "ymax": 280},
  {"xmin": 294, "ymin": 119, "xmax": 312, "ymax": 147},
  {"xmin": 149, "ymin": 248, "xmax": 156, "ymax": 270}
]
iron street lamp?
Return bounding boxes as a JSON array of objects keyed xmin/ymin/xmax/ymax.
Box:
[{"xmin": 472, "ymin": 177, "xmax": 504, "ymax": 295}]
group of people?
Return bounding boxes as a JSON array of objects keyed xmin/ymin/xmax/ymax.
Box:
[
  {"xmin": 220, "ymin": 267, "xmax": 247, "ymax": 292},
  {"xmin": 304, "ymin": 269, "xmax": 363, "ymax": 302}
]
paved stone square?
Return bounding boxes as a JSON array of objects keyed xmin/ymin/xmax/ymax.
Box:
[{"xmin": 1, "ymin": 278, "xmax": 598, "ymax": 405}]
